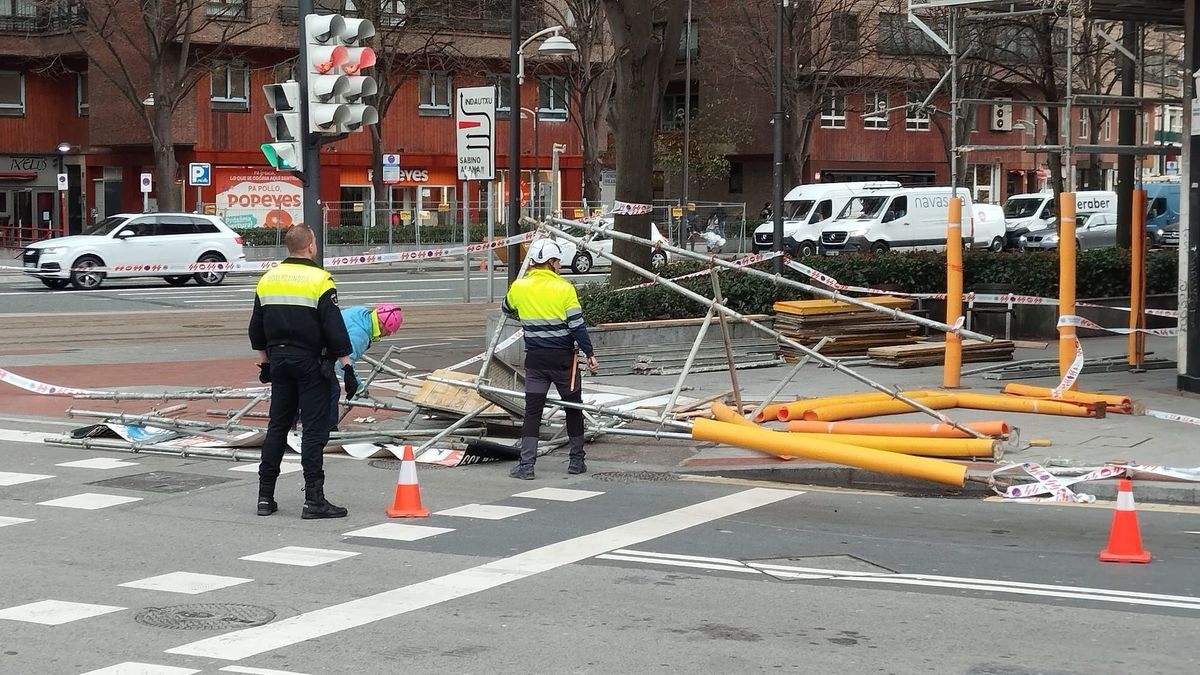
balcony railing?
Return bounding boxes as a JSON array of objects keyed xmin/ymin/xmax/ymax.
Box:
[
  {"xmin": 0, "ymin": 0, "xmax": 86, "ymax": 33},
  {"xmin": 277, "ymin": 0, "xmax": 541, "ymax": 35}
]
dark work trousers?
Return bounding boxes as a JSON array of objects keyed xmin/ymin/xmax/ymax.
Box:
[
  {"xmin": 259, "ymin": 354, "xmax": 333, "ymax": 493},
  {"xmin": 327, "ymin": 379, "xmax": 341, "ymax": 432},
  {"xmin": 520, "ymin": 348, "xmax": 585, "ymax": 465}
]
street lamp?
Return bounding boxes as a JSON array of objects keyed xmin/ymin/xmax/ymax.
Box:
[
  {"xmin": 55, "ymin": 142, "xmax": 77, "ymax": 236},
  {"xmin": 520, "ymin": 107, "xmax": 540, "ymax": 220},
  {"xmin": 771, "ymin": 0, "xmax": 788, "ymax": 274},
  {"xmin": 508, "ymin": 15, "xmax": 577, "ymax": 283}
]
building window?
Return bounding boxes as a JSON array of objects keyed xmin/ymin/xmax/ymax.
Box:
[
  {"xmin": 538, "ymin": 76, "xmax": 568, "ymax": 122},
  {"xmin": 210, "ymin": 63, "xmax": 249, "ymax": 111},
  {"xmin": 76, "ymin": 71, "xmax": 88, "ymax": 117},
  {"xmin": 728, "ymin": 161, "xmax": 744, "ymax": 194},
  {"xmin": 863, "ymin": 92, "xmax": 888, "ymax": 130},
  {"xmin": 820, "ymin": 90, "xmax": 847, "ymax": 129},
  {"xmin": 1102, "ymin": 112, "xmax": 1111, "ymax": 141},
  {"xmin": 419, "ymin": 70, "xmax": 452, "ymax": 115},
  {"xmin": 905, "ymin": 92, "xmax": 929, "ymax": 131},
  {"xmin": 206, "ymin": 0, "xmax": 247, "ymax": 18},
  {"xmin": 1078, "ymin": 109, "xmax": 1087, "ymax": 139},
  {"xmin": 485, "ymin": 73, "xmax": 511, "ymax": 119},
  {"xmin": 830, "ymin": 13, "xmax": 859, "ymax": 52},
  {"xmin": 0, "ymin": 71, "xmax": 24, "ymax": 116},
  {"xmin": 661, "ymin": 90, "xmax": 698, "ymax": 130}
]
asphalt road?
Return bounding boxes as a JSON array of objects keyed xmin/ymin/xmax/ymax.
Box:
[{"xmin": 0, "ymin": 268, "xmax": 609, "ymax": 314}]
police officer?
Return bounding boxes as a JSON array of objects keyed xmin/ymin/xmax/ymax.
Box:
[
  {"xmin": 502, "ymin": 239, "xmax": 598, "ymax": 480},
  {"xmin": 249, "ymin": 225, "xmax": 357, "ymax": 519}
]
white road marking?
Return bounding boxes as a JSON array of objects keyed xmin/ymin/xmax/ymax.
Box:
[
  {"xmin": 513, "ymin": 487, "xmax": 604, "ymax": 502},
  {"xmin": 37, "ymin": 493, "xmax": 143, "ymax": 510},
  {"xmin": 0, "ymin": 470, "xmax": 54, "ymax": 485},
  {"xmin": 1186, "ymin": 531, "xmax": 1200, "ymax": 535},
  {"xmin": 220, "ymin": 667, "xmax": 313, "ymax": 675},
  {"xmin": 56, "ymin": 458, "xmax": 140, "ymax": 470},
  {"xmin": 0, "ymin": 516, "xmax": 34, "ymax": 527},
  {"xmin": 228, "ymin": 462, "xmax": 299, "ymax": 475},
  {"xmin": 433, "ymin": 504, "xmax": 534, "ymax": 520},
  {"xmin": 166, "ymin": 487, "xmax": 795, "ymax": 661},
  {"xmin": 601, "ymin": 549, "xmax": 1200, "ymax": 611},
  {"xmin": 0, "ymin": 430, "xmax": 54, "ymax": 445},
  {"xmin": 119, "ymin": 572, "xmax": 254, "ymax": 595},
  {"xmin": 79, "ymin": 663, "xmax": 199, "ymax": 675},
  {"xmin": 0, "ymin": 599, "xmax": 125, "ymax": 625},
  {"xmin": 341, "ymin": 523, "xmax": 454, "ymax": 541},
  {"xmin": 239, "ymin": 547, "xmax": 359, "ymax": 568}
]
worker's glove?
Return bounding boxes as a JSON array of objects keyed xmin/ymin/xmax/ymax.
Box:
[
  {"xmin": 257, "ymin": 362, "xmax": 271, "ymax": 384},
  {"xmin": 343, "ymin": 365, "xmax": 360, "ymax": 399}
]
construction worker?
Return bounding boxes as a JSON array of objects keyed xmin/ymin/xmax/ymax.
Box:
[
  {"xmin": 502, "ymin": 239, "xmax": 599, "ymax": 480},
  {"xmin": 248, "ymin": 225, "xmax": 356, "ymax": 519},
  {"xmin": 327, "ymin": 303, "xmax": 404, "ymax": 432}
]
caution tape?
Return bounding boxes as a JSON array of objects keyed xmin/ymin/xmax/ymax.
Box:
[
  {"xmin": 993, "ymin": 461, "xmax": 1200, "ymax": 502},
  {"xmin": 1052, "ymin": 339, "xmax": 1085, "ymax": 398},
  {"xmin": 1145, "ymin": 409, "xmax": 1200, "ymax": 427},
  {"xmin": 0, "ymin": 366, "xmax": 105, "ymax": 396},
  {"xmin": 445, "ymin": 329, "xmax": 526, "ymax": 372},
  {"xmin": 619, "ymin": 251, "xmax": 784, "ymax": 292},
  {"xmin": 609, "ymin": 201, "xmax": 654, "ymax": 216},
  {"xmin": 1058, "ymin": 314, "xmax": 1179, "ymax": 337}
]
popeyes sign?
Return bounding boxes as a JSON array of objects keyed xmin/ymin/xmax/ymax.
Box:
[{"xmin": 214, "ymin": 167, "xmax": 304, "ymax": 228}]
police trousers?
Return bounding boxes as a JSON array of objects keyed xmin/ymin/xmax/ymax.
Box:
[{"xmin": 259, "ymin": 354, "xmax": 333, "ymax": 491}]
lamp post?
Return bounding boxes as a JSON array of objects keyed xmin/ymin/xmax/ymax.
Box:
[
  {"xmin": 520, "ymin": 107, "xmax": 540, "ymax": 220},
  {"xmin": 55, "ymin": 141, "xmax": 74, "ymax": 237},
  {"xmin": 507, "ymin": 17, "xmax": 576, "ymax": 283},
  {"xmin": 771, "ymin": 0, "xmax": 787, "ymax": 274}
]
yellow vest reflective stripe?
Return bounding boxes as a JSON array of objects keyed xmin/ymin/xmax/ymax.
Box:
[{"xmin": 256, "ymin": 263, "xmax": 334, "ymax": 306}]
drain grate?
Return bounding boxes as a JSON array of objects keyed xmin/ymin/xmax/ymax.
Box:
[
  {"xmin": 89, "ymin": 471, "xmax": 235, "ymax": 494},
  {"xmin": 135, "ymin": 603, "xmax": 275, "ymax": 630},
  {"xmin": 592, "ymin": 471, "xmax": 680, "ymax": 483},
  {"xmin": 369, "ymin": 459, "xmax": 449, "ymax": 471}
]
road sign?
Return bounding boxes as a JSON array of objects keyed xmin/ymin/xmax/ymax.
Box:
[
  {"xmin": 140, "ymin": 173, "xmax": 153, "ymax": 193},
  {"xmin": 189, "ymin": 162, "xmax": 212, "ymax": 186},
  {"xmin": 456, "ymin": 86, "xmax": 496, "ymax": 181},
  {"xmin": 56, "ymin": 173, "xmax": 68, "ymax": 192},
  {"xmin": 383, "ymin": 153, "xmax": 400, "ymax": 184}
]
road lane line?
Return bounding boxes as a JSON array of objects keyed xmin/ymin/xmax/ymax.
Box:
[
  {"xmin": 0, "ymin": 429, "xmax": 54, "ymax": 444},
  {"xmin": 165, "ymin": 487, "xmax": 795, "ymax": 661}
]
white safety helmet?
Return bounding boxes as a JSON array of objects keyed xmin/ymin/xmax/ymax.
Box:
[{"xmin": 527, "ymin": 239, "xmax": 564, "ymax": 264}]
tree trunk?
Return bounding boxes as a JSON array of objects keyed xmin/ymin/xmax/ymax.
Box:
[
  {"xmin": 581, "ymin": 68, "xmax": 612, "ymax": 204},
  {"xmin": 152, "ymin": 87, "xmax": 178, "ymax": 213},
  {"xmin": 788, "ymin": 108, "xmax": 814, "ymax": 183}
]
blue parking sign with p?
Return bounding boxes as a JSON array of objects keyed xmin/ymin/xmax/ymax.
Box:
[{"xmin": 189, "ymin": 162, "xmax": 212, "ymax": 187}]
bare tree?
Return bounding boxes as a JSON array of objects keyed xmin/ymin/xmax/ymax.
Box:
[
  {"xmin": 602, "ymin": 0, "xmax": 687, "ymax": 285},
  {"xmin": 1075, "ymin": 19, "xmax": 1121, "ymax": 190},
  {"xmin": 544, "ymin": 0, "xmax": 616, "ymax": 203},
  {"xmin": 64, "ymin": 0, "xmax": 266, "ymax": 212},
  {"xmin": 654, "ymin": 94, "xmax": 752, "ymax": 187}
]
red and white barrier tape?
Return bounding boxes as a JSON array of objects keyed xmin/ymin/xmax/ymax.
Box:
[
  {"xmin": 1145, "ymin": 409, "xmax": 1200, "ymax": 427},
  {"xmin": 1057, "ymin": 314, "xmax": 1179, "ymax": 337},
  {"xmin": 609, "ymin": 201, "xmax": 655, "ymax": 216},
  {"xmin": 619, "ymin": 251, "xmax": 784, "ymax": 292},
  {"xmin": 445, "ymin": 330, "xmax": 526, "ymax": 372},
  {"xmin": 993, "ymin": 461, "xmax": 1200, "ymax": 502},
  {"xmin": 1052, "ymin": 339, "xmax": 1085, "ymax": 398},
  {"xmin": 0, "ymin": 366, "xmax": 270, "ymax": 398}
]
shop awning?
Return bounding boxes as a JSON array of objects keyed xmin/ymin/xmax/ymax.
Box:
[{"xmin": 0, "ymin": 171, "xmax": 38, "ymax": 182}]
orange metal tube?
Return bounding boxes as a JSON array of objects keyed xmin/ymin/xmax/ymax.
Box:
[
  {"xmin": 710, "ymin": 402, "xmax": 759, "ymax": 427},
  {"xmin": 691, "ymin": 418, "xmax": 967, "ymax": 487},
  {"xmin": 955, "ymin": 392, "xmax": 1094, "ymax": 417},
  {"xmin": 800, "ymin": 394, "xmax": 960, "ymax": 422},
  {"xmin": 1058, "ymin": 192, "xmax": 1078, "ymax": 386},
  {"xmin": 754, "ymin": 403, "xmax": 788, "ymax": 423},
  {"xmin": 1001, "ymin": 383, "xmax": 1132, "ymax": 414},
  {"xmin": 786, "ymin": 420, "xmax": 1010, "ymax": 439},
  {"xmin": 944, "ymin": 196, "xmax": 964, "ymax": 388},
  {"xmin": 1129, "ymin": 189, "xmax": 1146, "ymax": 368},
  {"xmin": 783, "ymin": 431, "xmax": 997, "ymax": 458},
  {"xmin": 775, "ymin": 390, "xmax": 946, "ymax": 422}
]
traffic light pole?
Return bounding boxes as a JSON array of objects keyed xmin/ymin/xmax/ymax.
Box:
[{"xmin": 297, "ymin": 0, "xmax": 324, "ymax": 265}]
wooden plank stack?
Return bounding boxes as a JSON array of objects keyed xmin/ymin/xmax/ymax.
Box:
[
  {"xmin": 772, "ymin": 296, "xmax": 923, "ymax": 358},
  {"xmin": 867, "ymin": 340, "xmax": 1016, "ymax": 368}
]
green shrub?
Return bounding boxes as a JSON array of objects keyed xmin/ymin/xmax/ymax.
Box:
[
  {"xmin": 578, "ymin": 248, "xmax": 1179, "ymax": 325},
  {"xmin": 235, "ymin": 224, "xmax": 510, "ymax": 248}
]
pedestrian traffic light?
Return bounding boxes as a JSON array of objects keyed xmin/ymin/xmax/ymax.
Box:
[
  {"xmin": 262, "ymin": 80, "xmax": 303, "ymax": 171},
  {"xmin": 303, "ymin": 13, "xmax": 378, "ymax": 135}
]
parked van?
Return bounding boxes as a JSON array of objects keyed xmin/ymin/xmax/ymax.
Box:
[
  {"xmin": 1144, "ymin": 181, "xmax": 1181, "ymax": 246},
  {"xmin": 752, "ymin": 181, "xmax": 901, "ymax": 256},
  {"xmin": 1003, "ymin": 190, "xmax": 1116, "ymax": 249},
  {"xmin": 970, "ymin": 203, "xmax": 1007, "ymax": 251},
  {"xmin": 819, "ymin": 186, "xmax": 974, "ymax": 254}
]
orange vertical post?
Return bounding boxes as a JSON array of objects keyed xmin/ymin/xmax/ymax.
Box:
[
  {"xmin": 1128, "ymin": 189, "xmax": 1146, "ymax": 368},
  {"xmin": 943, "ymin": 196, "xmax": 964, "ymax": 388},
  {"xmin": 1058, "ymin": 192, "xmax": 1077, "ymax": 382}
]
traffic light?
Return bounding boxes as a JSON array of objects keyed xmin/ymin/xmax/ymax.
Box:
[
  {"xmin": 304, "ymin": 13, "xmax": 378, "ymax": 135},
  {"xmin": 262, "ymin": 80, "xmax": 303, "ymax": 171}
]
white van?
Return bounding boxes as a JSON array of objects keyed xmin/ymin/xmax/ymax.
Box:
[
  {"xmin": 752, "ymin": 181, "xmax": 901, "ymax": 256},
  {"xmin": 819, "ymin": 186, "xmax": 974, "ymax": 254},
  {"xmin": 971, "ymin": 203, "xmax": 1007, "ymax": 251},
  {"xmin": 1002, "ymin": 190, "xmax": 1116, "ymax": 249}
]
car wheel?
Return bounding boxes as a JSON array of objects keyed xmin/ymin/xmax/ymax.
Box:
[
  {"xmin": 869, "ymin": 241, "xmax": 890, "ymax": 254},
  {"xmin": 163, "ymin": 276, "xmax": 190, "ymax": 287},
  {"xmin": 989, "ymin": 237, "xmax": 1003, "ymax": 252},
  {"xmin": 69, "ymin": 256, "xmax": 105, "ymax": 290},
  {"xmin": 797, "ymin": 241, "xmax": 817, "ymax": 257},
  {"xmin": 650, "ymin": 251, "xmax": 668, "ymax": 269},
  {"xmin": 40, "ymin": 278, "xmax": 70, "ymax": 290},
  {"xmin": 193, "ymin": 253, "xmax": 227, "ymax": 286},
  {"xmin": 570, "ymin": 252, "xmax": 593, "ymax": 274}
]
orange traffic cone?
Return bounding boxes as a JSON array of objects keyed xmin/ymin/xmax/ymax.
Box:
[
  {"xmin": 385, "ymin": 445, "xmax": 429, "ymax": 518},
  {"xmin": 1099, "ymin": 478, "xmax": 1151, "ymax": 564}
]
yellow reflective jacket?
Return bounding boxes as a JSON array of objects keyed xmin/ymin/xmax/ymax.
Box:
[
  {"xmin": 502, "ymin": 268, "xmax": 594, "ymax": 356},
  {"xmin": 248, "ymin": 257, "xmax": 352, "ymax": 358}
]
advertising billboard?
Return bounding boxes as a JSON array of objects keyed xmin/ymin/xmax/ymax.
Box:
[{"xmin": 214, "ymin": 167, "xmax": 303, "ymax": 228}]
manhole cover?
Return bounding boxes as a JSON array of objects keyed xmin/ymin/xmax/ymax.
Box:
[
  {"xmin": 368, "ymin": 459, "xmax": 449, "ymax": 471},
  {"xmin": 592, "ymin": 471, "xmax": 680, "ymax": 483},
  {"xmin": 749, "ymin": 554, "xmax": 894, "ymax": 580},
  {"xmin": 89, "ymin": 471, "xmax": 235, "ymax": 494},
  {"xmin": 135, "ymin": 603, "xmax": 275, "ymax": 630}
]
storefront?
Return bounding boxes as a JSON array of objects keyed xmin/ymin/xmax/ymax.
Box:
[{"xmin": 0, "ymin": 154, "xmax": 64, "ymax": 241}]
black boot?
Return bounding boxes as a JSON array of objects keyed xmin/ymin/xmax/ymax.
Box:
[
  {"xmin": 257, "ymin": 483, "xmax": 278, "ymax": 517},
  {"xmin": 302, "ymin": 484, "xmax": 348, "ymax": 519}
]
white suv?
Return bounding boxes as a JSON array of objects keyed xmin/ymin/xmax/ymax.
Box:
[{"xmin": 22, "ymin": 213, "xmax": 246, "ymax": 290}]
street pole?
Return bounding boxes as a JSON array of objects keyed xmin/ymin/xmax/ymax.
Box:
[
  {"xmin": 1117, "ymin": 21, "xmax": 1137, "ymax": 249},
  {"xmin": 771, "ymin": 0, "xmax": 785, "ymax": 274},
  {"xmin": 533, "ymin": 112, "xmax": 540, "ymax": 221},
  {"xmin": 507, "ymin": 0, "xmax": 521, "ymax": 284},
  {"xmin": 681, "ymin": 0, "xmax": 692, "ymax": 244},
  {"xmin": 298, "ymin": 0, "xmax": 323, "ymax": 265}
]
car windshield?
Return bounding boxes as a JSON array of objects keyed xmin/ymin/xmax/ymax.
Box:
[
  {"xmin": 784, "ymin": 199, "xmax": 814, "ymax": 220},
  {"xmin": 1004, "ymin": 198, "xmax": 1043, "ymax": 219},
  {"xmin": 839, "ymin": 196, "xmax": 888, "ymax": 220},
  {"xmin": 83, "ymin": 216, "xmax": 130, "ymax": 236}
]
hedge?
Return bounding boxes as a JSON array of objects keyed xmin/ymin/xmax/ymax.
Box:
[
  {"xmin": 235, "ymin": 224, "xmax": 506, "ymax": 247},
  {"xmin": 577, "ymin": 248, "xmax": 1179, "ymax": 326}
]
